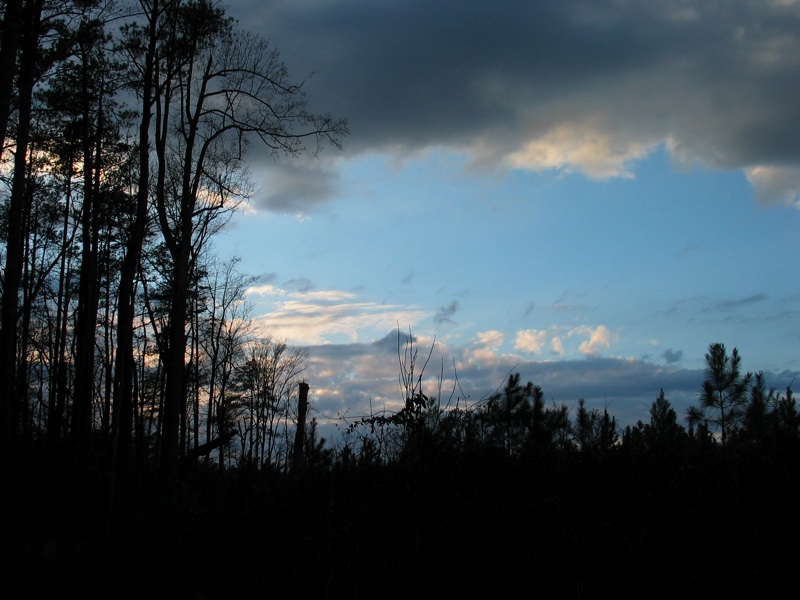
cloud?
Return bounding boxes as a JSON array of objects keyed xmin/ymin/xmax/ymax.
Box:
[
  {"xmin": 522, "ymin": 301, "xmax": 536, "ymax": 319},
  {"xmin": 231, "ymin": 0, "xmax": 800, "ymax": 211},
  {"xmin": 716, "ymin": 293, "xmax": 769, "ymax": 310},
  {"xmin": 678, "ymin": 244, "xmax": 700, "ymax": 257},
  {"xmin": 515, "ymin": 329, "xmax": 549, "ymax": 354},
  {"xmin": 250, "ymin": 157, "xmax": 343, "ymax": 214},
  {"xmin": 246, "ymin": 285, "xmax": 429, "ymax": 345},
  {"xmin": 569, "ymin": 324, "xmax": 618, "ymax": 356},
  {"xmin": 283, "ymin": 278, "xmax": 317, "ymax": 294},
  {"xmin": 476, "ymin": 330, "xmax": 505, "ymax": 350},
  {"xmin": 434, "ymin": 300, "xmax": 459, "ymax": 324},
  {"xmin": 662, "ymin": 348, "xmax": 684, "ymax": 364},
  {"xmin": 246, "ymin": 283, "xmax": 287, "ymax": 297},
  {"xmin": 254, "ymin": 272, "xmax": 278, "ymax": 285},
  {"xmin": 504, "ymin": 116, "xmax": 656, "ymax": 179},
  {"xmin": 745, "ymin": 166, "xmax": 800, "ymax": 207}
]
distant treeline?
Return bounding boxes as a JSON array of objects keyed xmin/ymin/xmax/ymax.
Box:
[{"xmin": 333, "ymin": 341, "xmax": 799, "ymax": 467}]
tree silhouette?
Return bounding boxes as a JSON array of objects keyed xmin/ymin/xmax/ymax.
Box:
[
  {"xmin": 483, "ymin": 372, "xmax": 535, "ymax": 456},
  {"xmin": 646, "ymin": 389, "xmax": 686, "ymax": 457},
  {"xmin": 695, "ymin": 343, "xmax": 752, "ymax": 447},
  {"xmin": 574, "ymin": 398, "xmax": 618, "ymax": 454}
]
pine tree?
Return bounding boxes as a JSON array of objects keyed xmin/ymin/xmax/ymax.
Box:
[{"xmin": 699, "ymin": 343, "xmax": 752, "ymax": 447}]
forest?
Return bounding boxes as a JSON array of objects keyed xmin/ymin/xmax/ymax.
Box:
[{"xmin": 2, "ymin": 0, "xmax": 798, "ymax": 598}]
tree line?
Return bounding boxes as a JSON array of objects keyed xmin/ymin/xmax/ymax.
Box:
[{"xmin": 338, "ymin": 338, "xmax": 799, "ymax": 469}]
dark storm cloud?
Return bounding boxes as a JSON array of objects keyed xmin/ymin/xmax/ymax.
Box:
[{"xmin": 229, "ymin": 0, "xmax": 800, "ymax": 205}]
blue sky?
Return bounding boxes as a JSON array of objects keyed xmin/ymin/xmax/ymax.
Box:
[{"xmin": 215, "ymin": 0, "xmax": 800, "ymax": 443}]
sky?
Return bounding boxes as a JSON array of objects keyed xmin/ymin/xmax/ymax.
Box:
[{"xmin": 213, "ymin": 0, "xmax": 800, "ymax": 445}]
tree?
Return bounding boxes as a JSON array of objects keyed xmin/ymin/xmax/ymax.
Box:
[
  {"xmin": 770, "ymin": 387, "xmax": 799, "ymax": 448},
  {"xmin": 195, "ymin": 254, "xmax": 254, "ymax": 466},
  {"xmin": 291, "ymin": 381, "xmax": 310, "ymax": 471},
  {"xmin": 109, "ymin": 0, "xmax": 165, "ymax": 529},
  {"xmin": 574, "ymin": 398, "xmax": 618, "ymax": 454},
  {"xmin": 230, "ymin": 336, "xmax": 309, "ymax": 470},
  {"xmin": 0, "ymin": 0, "xmax": 47, "ymax": 443},
  {"xmin": 697, "ymin": 343, "xmax": 752, "ymax": 447},
  {"xmin": 0, "ymin": 0, "xmax": 23, "ymax": 153},
  {"xmin": 43, "ymin": 11, "xmax": 130, "ymax": 458},
  {"xmin": 644, "ymin": 389, "xmax": 686, "ymax": 458},
  {"xmin": 482, "ymin": 372, "xmax": 536, "ymax": 456},
  {"xmin": 739, "ymin": 371, "xmax": 775, "ymax": 444},
  {"xmin": 476, "ymin": 372, "xmax": 579, "ymax": 458},
  {"xmin": 150, "ymin": 0, "xmax": 346, "ymax": 485},
  {"xmin": 0, "ymin": 0, "xmax": 101, "ymax": 445}
]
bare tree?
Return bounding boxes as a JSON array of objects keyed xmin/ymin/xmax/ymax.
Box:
[
  {"xmin": 231, "ymin": 337, "xmax": 309, "ymax": 470},
  {"xmin": 194, "ymin": 253, "xmax": 254, "ymax": 467}
]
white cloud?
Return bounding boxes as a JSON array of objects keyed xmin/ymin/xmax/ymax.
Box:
[
  {"xmin": 476, "ymin": 330, "xmax": 505, "ymax": 350},
  {"xmin": 505, "ymin": 117, "xmax": 656, "ymax": 180},
  {"xmin": 293, "ymin": 289, "xmax": 358, "ymax": 302},
  {"xmin": 463, "ymin": 346, "xmax": 502, "ymax": 366},
  {"xmin": 744, "ymin": 165, "xmax": 800, "ymax": 208},
  {"xmin": 569, "ymin": 325, "xmax": 618, "ymax": 356},
  {"xmin": 246, "ymin": 284, "xmax": 287, "ymax": 297},
  {"xmin": 251, "ymin": 294, "xmax": 428, "ymax": 345},
  {"xmin": 514, "ymin": 329, "xmax": 549, "ymax": 354}
]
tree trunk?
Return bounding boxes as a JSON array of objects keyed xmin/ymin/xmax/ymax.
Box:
[
  {"xmin": 292, "ymin": 382, "xmax": 310, "ymax": 471},
  {"xmin": 0, "ymin": 0, "xmax": 42, "ymax": 445},
  {"xmin": 159, "ymin": 238, "xmax": 190, "ymax": 487},
  {"xmin": 109, "ymin": 0, "xmax": 160, "ymax": 537},
  {"xmin": 71, "ymin": 60, "xmax": 102, "ymax": 459},
  {"xmin": 0, "ymin": 0, "xmax": 23, "ymax": 151}
]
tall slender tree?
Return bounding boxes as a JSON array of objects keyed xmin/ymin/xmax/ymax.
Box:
[{"xmin": 110, "ymin": 0, "xmax": 166, "ymax": 528}]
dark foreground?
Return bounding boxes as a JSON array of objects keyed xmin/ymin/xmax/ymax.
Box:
[{"xmin": 6, "ymin": 445, "xmax": 799, "ymax": 599}]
